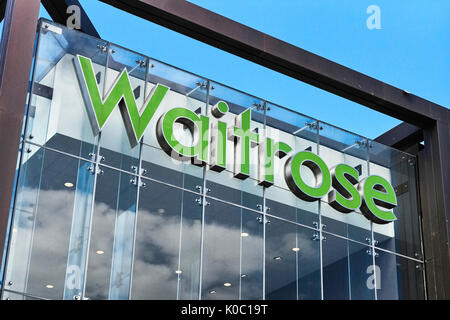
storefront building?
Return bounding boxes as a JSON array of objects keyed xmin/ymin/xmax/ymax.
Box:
[{"xmin": 0, "ymin": 20, "xmax": 428, "ymax": 300}]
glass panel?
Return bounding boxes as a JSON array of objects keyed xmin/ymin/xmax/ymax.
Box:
[
  {"xmin": 201, "ymin": 198, "xmax": 263, "ymax": 300},
  {"xmin": 265, "ymin": 103, "xmax": 317, "ymax": 146},
  {"xmin": 206, "ymin": 82, "xmax": 264, "ymax": 184},
  {"xmin": 322, "ymin": 233, "xmax": 375, "ymax": 300},
  {"xmin": 141, "ymin": 144, "xmax": 204, "ymax": 192},
  {"xmin": 205, "ymin": 173, "xmax": 263, "ymax": 212},
  {"xmin": 347, "ymin": 241, "xmax": 376, "ymax": 300},
  {"xmin": 321, "ymin": 201, "xmax": 371, "ymax": 245},
  {"xmin": 318, "ymin": 122, "xmax": 371, "ymax": 243},
  {"xmin": 205, "ymin": 82, "xmax": 264, "ymax": 209},
  {"xmin": 266, "ymin": 186, "xmax": 319, "ymax": 227},
  {"xmin": 142, "ymin": 58, "xmax": 208, "ymax": 148},
  {"xmin": 265, "ymin": 217, "xmax": 321, "ymax": 300},
  {"xmin": 3, "ymin": 144, "xmax": 95, "ymax": 300},
  {"xmin": 369, "ymin": 141, "xmax": 422, "ymax": 260},
  {"xmin": 140, "ymin": 59, "xmax": 208, "ymax": 192},
  {"xmin": 264, "ymin": 104, "xmax": 320, "ymax": 224},
  {"xmin": 98, "ymin": 44, "xmax": 146, "ymax": 172},
  {"xmin": 25, "ymin": 21, "xmax": 104, "ymax": 159},
  {"xmin": 132, "ymin": 180, "xmax": 202, "ymax": 300},
  {"xmin": 375, "ymin": 250, "xmax": 425, "ymax": 300},
  {"xmin": 84, "ymin": 166, "xmax": 138, "ymax": 300}
]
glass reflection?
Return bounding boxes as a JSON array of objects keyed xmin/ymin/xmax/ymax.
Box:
[
  {"xmin": 370, "ymin": 141, "xmax": 422, "ymax": 260},
  {"xmin": 85, "ymin": 166, "xmax": 138, "ymax": 300},
  {"xmin": 98, "ymin": 44, "xmax": 145, "ymax": 172},
  {"xmin": 201, "ymin": 198, "xmax": 263, "ymax": 300},
  {"xmin": 375, "ymin": 249, "xmax": 425, "ymax": 300},
  {"xmin": 132, "ymin": 180, "xmax": 202, "ymax": 300},
  {"xmin": 265, "ymin": 218, "xmax": 321, "ymax": 300},
  {"xmin": 26, "ymin": 21, "xmax": 103, "ymax": 159},
  {"xmin": 322, "ymin": 233, "xmax": 376, "ymax": 300},
  {"xmin": 3, "ymin": 144, "xmax": 94, "ymax": 300}
]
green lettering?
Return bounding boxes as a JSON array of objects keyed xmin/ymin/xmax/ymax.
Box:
[
  {"xmin": 328, "ymin": 164, "xmax": 362, "ymax": 213},
  {"xmin": 284, "ymin": 151, "xmax": 331, "ymax": 202},
  {"xmin": 156, "ymin": 107, "xmax": 210, "ymax": 166},
  {"xmin": 74, "ymin": 55, "xmax": 169, "ymax": 147},
  {"xmin": 259, "ymin": 138, "xmax": 292, "ymax": 187},
  {"xmin": 358, "ymin": 175, "xmax": 397, "ymax": 224},
  {"xmin": 230, "ymin": 108, "xmax": 259, "ymax": 179}
]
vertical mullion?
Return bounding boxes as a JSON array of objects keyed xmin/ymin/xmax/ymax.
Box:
[
  {"xmin": 347, "ymin": 238, "xmax": 352, "ymax": 300},
  {"xmin": 367, "ymin": 140, "xmax": 378, "ymax": 300},
  {"xmin": 317, "ymin": 120, "xmax": 324, "ymax": 300},
  {"xmin": 239, "ymin": 203, "xmax": 243, "ymax": 300},
  {"xmin": 262, "ymin": 101, "xmax": 267, "ymax": 301},
  {"xmin": 197, "ymin": 79, "xmax": 210, "ymax": 300},
  {"xmin": 176, "ymin": 180, "xmax": 185, "ymax": 300},
  {"xmin": 124, "ymin": 141, "xmax": 142, "ymax": 300},
  {"xmin": 127, "ymin": 56, "xmax": 150, "ymax": 300},
  {"xmin": 295, "ymin": 224, "xmax": 299, "ymax": 300},
  {"xmin": 81, "ymin": 42, "xmax": 111, "ymax": 300},
  {"xmin": 80, "ymin": 133, "xmax": 101, "ymax": 300}
]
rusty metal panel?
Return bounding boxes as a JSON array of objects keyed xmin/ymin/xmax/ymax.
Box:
[{"xmin": 0, "ymin": 0, "xmax": 41, "ymax": 267}]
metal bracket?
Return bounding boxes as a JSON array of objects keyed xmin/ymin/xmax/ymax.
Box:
[
  {"xmin": 312, "ymin": 232, "xmax": 326, "ymax": 241},
  {"xmin": 195, "ymin": 197, "xmax": 210, "ymax": 206},
  {"xmin": 196, "ymin": 81, "xmax": 208, "ymax": 90},
  {"xmin": 87, "ymin": 164, "xmax": 95, "ymax": 175},
  {"xmin": 42, "ymin": 22, "xmax": 62, "ymax": 35},
  {"xmin": 97, "ymin": 44, "xmax": 107, "ymax": 52},
  {"xmin": 355, "ymin": 139, "xmax": 373, "ymax": 149},
  {"xmin": 256, "ymin": 216, "xmax": 270, "ymax": 224},
  {"xmin": 366, "ymin": 248, "xmax": 379, "ymax": 257},
  {"xmin": 136, "ymin": 59, "xmax": 147, "ymax": 68},
  {"xmin": 305, "ymin": 121, "xmax": 323, "ymax": 131},
  {"xmin": 256, "ymin": 204, "xmax": 270, "ymax": 213},
  {"xmin": 394, "ymin": 182, "xmax": 409, "ymax": 197},
  {"xmin": 252, "ymin": 102, "xmax": 270, "ymax": 112}
]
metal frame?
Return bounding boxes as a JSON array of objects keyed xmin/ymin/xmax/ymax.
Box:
[
  {"xmin": 0, "ymin": 0, "xmax": 448, "ymax": 299},
  {"xmin": 0, "ymin": 0, "xmax": 41, "ymax": 283}
]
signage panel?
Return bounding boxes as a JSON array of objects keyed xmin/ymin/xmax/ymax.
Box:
[{"xmin": 73, "ymin": 55, "xmax": 398, "ymax": 224}]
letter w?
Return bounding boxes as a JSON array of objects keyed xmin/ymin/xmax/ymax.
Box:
[{"xmin": 74, "ymin": 55, "xmax": 169, "ymax": 147}]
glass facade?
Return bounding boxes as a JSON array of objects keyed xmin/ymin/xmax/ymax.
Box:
[{"xmin": 0, "ymin": 20, "xmax": 426, "ymax": 300}]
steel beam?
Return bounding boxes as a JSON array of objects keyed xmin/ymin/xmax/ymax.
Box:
[
  {"xmin": 0, "ymin": 0, "xmax": 6, "ymax": 22},
  {"xmin": 42, "ymin": 0, "xmax": 100, "ymax": 38},
  {"xmin": 0, "ymin": 0, "xmax": 41, "ymax": 270},
  {"xmin": 375, "ymin": 122, "xmax": 423, "ymax": 151},
  {"xmin": 99, "ymin": 0, "xmax": 448, "ymax": 127},
  {"xmin": 418, "ymin": 120, "xmax": 450, "ymax": 299}
]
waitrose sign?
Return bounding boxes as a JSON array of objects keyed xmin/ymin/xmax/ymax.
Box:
[{"xmin": 74, "ymin": 55, "xmax": 397, "ymax": 225}]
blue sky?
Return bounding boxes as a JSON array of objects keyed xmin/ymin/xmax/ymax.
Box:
[{"xmin": 37, "ymin": 0, "xmax": 450, "ymax": 139}]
